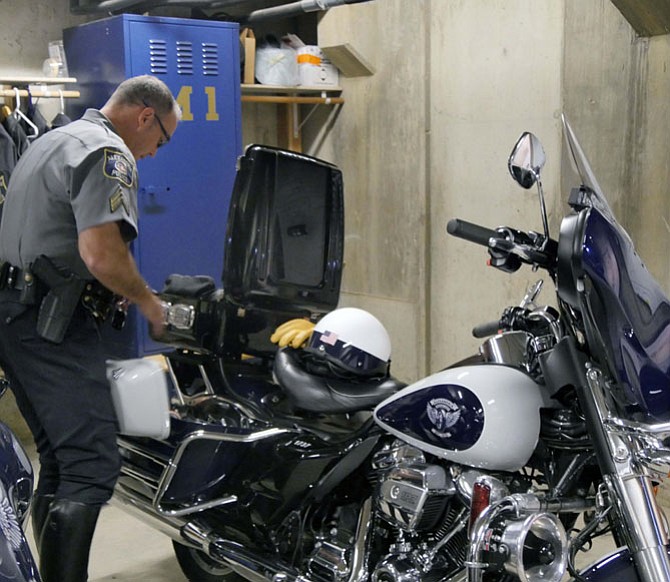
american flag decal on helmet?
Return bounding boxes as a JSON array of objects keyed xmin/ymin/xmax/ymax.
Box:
[{"xmin": 320, "ymin": 330, "xmax": 339, "ymax": 346}]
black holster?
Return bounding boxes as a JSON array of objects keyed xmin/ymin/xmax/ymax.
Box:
[{"xmin": 31, "ymin": 255, "xmax": 86, "ymax": 344}]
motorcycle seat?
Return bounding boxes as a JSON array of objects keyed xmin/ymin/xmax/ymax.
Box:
[{"xmin": 273, "ymin": 348, "xmax": 406, "ymax": 414}]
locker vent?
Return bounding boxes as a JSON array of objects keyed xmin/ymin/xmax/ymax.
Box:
[
  {"xmin": 149, "ymin": 39, "xmax": 168, "ymax": 75},
  {"xmin": 202, "ymin": 43, "xmax": 219, "ymax": 76},
  {"xmin": 177, "ymin": 41, "xmax": 194, "ymax": 75}
]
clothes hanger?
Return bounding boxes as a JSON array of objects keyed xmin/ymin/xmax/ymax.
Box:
[
  {"xmin": 12, "ymin": 87, "xmax": 39, "ymax": 137},
  {"xmin": 59, "ymin": 90, "xmax": 65, "ymax": 115}
]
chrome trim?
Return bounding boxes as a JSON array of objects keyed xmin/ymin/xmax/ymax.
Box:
[
  {"xmin": 348, "ymin": 498, "xmax": 372, "ymax": 582},
  {"xmin": 466, "ymin": 493, "xmax": 568, "ymax": 582},
  {"xmin": 586, "ymin": 366, "xmax": 670, "ymax": 581},
  {"xmin": 113, "ymin": 483, "xmax": 194, "ymax": 545},
  {"xmin": 119, "ymin": 465, "xmax": 159, "ymax": 491},
  {"xmin": 165, "ymin": 302, "xmax": 196, "ymax": 330},
  {"xmin": 118, "ymin": 436, "xmax": 170, "ymax": 464},
  {"xmin": 198, "ymin": 364, "xmax": 216, "ymax": 395},
  {"xmin": 165, "ymin": 357, "xmax": 185, "ymax": 406},
  {"xmin": 428, "ymin": 508, "xmax": 468, "ymax": 561},
  {"xmin": 479, "ymin": 331, "xmax": 531, "ymax": 369},
  {"xmin": 116, "ymin": 473, "xmax": 370, "ymax": 582},
  {"xmin": 153, "ymin": 427, "xmax": 292, "ymax": 517}
]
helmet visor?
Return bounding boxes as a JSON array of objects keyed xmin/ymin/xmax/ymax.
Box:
[{"xmin": 307, "ymin": 330, "xmax": 388, "ymax": 376}]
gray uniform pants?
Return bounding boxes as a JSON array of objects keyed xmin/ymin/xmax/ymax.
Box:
[{"xmin": 0, "ymin": 289, "xmax": 120, "ymax": 505}]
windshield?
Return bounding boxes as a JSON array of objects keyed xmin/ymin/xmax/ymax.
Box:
[
  {"xmin": 561, "ymin": 115, "xmax": 670, "ymax": 421},
  {"xmin": 561, "ymin": 114, "xmax": 617, "ymax": 223}
]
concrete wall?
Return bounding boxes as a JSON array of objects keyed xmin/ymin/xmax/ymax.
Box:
[
  {"xmin": 316, "ymin": 0, "xmax": 670, "ymax": 384},
  {"xmin": 563, "ymin": 0, "xmax": 670, "ymax": 295},
  {"xmin": 1, "ymin": 0, "xmax": 669, "ymax": 389},
  {"xmin": 0, "ymin": 1, "xmax": 89, "ymax": 76},
  {"xmin": 314, "ymin": 1, "xmax": 429, "ymax": 382},
  {"xmin": 318, "ymin": 0, "xmax": 565, "ymax": 380}
]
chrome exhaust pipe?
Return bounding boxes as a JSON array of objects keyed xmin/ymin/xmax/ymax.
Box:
[
  {"xmin": 114, "ymin": 483, "xmax": 372, "ymax": 582},
  {"xmin": 114, "ymin": 484, "xmax": 303, "ymax": 580},
  {"xmin": 112, "ymin": 483, "xmax": 195, "ymax": 546}
]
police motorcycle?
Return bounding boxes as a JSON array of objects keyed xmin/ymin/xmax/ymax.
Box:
[
  {"xmin": 0, "ymin": 379, "xmax": 40, "ymax": 581},
  {"xmin": 108, "ymin": 115, "xmax": 670, "ymax": 582}
]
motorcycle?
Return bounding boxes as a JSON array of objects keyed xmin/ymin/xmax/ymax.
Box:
[
  {"xmin": 110, "ymin": 118, "xmax": 670, "ymax": 582},
  {"xmin": 0, "ymin": 379, "xmax": 40, "ymax": 582}
]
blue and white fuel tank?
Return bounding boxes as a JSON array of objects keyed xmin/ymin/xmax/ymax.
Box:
[{"xmin": 373, "ymin": 364, "xmax": 548, "ymax": 472}]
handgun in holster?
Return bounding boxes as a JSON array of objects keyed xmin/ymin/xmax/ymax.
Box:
[{"xmin": 31, "ymin": 255, "xmax": 86, "ymax": 344}]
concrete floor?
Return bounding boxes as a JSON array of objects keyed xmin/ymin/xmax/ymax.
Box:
[
  {"xmin": 22, "ymin": 446, "xmax": 188, "ymax": 581},
  {"xmin": 63, "ymin": 503, "xmax": 186, "ymax": 582}
]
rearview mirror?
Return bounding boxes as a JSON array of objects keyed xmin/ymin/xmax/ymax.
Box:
[{"xmin": 508, "ymin": 132, "xmax": 546, "ymax": 189}]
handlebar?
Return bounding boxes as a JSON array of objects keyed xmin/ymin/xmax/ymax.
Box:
[
  {"xmin": 472, "ymin": 320, "xmax": 501, "ymax": 339},
  {"xmin": 447, "ymin": 218, "xmax": 556, "ymax": 271},
  {"xmin": 446, "ymin": 219, "xmax": 499, "ymax": 247}
]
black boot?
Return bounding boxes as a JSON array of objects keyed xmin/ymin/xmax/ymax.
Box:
[
  {"xmin": 30, "ymin": 493, "xmax": 54, "ymax": 552},
  {"xmin": 39, "ymin": 498, "xmax": 101, "ymax": 582}
]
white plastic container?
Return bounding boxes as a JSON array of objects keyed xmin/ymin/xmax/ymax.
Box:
[
  {"xmin": 107, "ymin": 358, "xmax": 171, "ymax": 439},
  {"xmin": 297, "ymin": 46, "xmax": 339, "ymax": 87}
]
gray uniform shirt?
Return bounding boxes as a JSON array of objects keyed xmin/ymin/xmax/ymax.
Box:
[{"xmin": 0, "ymin": 109, "xmax": 138, "ymax": 279}]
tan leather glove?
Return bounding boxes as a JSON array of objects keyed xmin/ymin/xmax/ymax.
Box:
[{"xmin": 270, "ymin": 318, "xmax": 315, "ymax": 349}]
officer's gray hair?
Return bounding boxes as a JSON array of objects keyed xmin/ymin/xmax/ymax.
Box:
[{"xmin": 109, "ymin": 75, "xmax": 181, "ymax": 120}]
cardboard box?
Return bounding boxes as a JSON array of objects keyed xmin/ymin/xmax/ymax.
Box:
[
  {"xmin": 240, "ymin": 27, "xmax": 256, "ymax": 84},
  {"xmin": 297, "ymin": 46, "xmax": 339, "ymax": 87}
]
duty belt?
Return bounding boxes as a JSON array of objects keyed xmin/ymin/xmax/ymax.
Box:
[{"xmin": 0, "ymin": 262, "xmax": 32, "ymax": 291}]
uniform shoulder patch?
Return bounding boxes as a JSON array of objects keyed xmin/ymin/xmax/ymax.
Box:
[{"xmin": 103, "ymin": 149, "xmax": 134, "ymax": 187}]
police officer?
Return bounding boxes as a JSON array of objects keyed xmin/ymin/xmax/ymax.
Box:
[{"xmin": 0, "ymin": 75, "xmax": 180, "ymax": 582}]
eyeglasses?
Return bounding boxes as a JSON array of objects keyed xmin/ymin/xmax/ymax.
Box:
[{"xmin": 142, "ymin": 100, "xmax": 170, "ymax": 148}]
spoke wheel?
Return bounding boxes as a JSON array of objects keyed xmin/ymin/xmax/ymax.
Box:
[{"xmin": 173, "ymin": 541, "xmax": 244, "ymax": 582}]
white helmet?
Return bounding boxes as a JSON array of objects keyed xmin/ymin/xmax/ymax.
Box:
[{"xmin": 306, "ymin": 307, "xmax": 391, "ymax": 377}]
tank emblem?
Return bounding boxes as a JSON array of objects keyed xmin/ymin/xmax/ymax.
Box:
[
  {"xmin": 0, "ymin": 494, "xmax": 23, "ymax": 550},
  {"xmin": 427, "ymin": 398, "xmax": 461, "ymax": 437}
]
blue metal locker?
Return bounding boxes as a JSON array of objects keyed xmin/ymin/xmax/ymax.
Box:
[{"xmin": 63, "ymin": 14, "xmax": 242, "ymax": 357}]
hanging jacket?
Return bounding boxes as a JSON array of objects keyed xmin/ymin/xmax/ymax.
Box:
[
  {"xmin": 0, "ymin": 123, "xmax": 16, "ymax": 218},
  {"xmin": 26, "ymin": 90, "xmax": 50, "ymax": 138},
  {"xmin": 51, "ymin": 111, "xmax": 72, "ymax": 128},
  {"xmin": 2, "ymin": 114, "xmax": 29, "ymax": 158}
]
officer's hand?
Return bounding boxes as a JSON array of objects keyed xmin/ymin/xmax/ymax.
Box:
[
  {"xmin": 139, "ymin": 293, "xmax": 167, "ymax": 340},
  {"xmin": 270, "ymin": 318, "xmax": 315, "ymax": 349}
]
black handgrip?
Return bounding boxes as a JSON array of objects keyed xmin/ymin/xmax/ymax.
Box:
[
  {"xmin": 447, "ymin": 219, "xmax": 499, "ymax": 247},
  {"xmin": 472, "ymin": 320, "xmax": 501, "ymax": 339}
]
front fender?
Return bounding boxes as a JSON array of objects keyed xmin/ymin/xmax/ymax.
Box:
[
  {"xmin": 0, "ymin": 480, "xmax": 40, "ymax": 582},
  {"xmin": 575, "ymin": 547, "xmax": 639, "ymax": 581}
]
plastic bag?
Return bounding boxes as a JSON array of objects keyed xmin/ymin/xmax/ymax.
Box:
[{"xmin": 255, "ymin": 37, "xmax": 298, "ymax": 86}]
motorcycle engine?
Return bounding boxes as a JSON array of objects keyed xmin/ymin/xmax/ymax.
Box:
[
  {"xmin": 373, "ymin": 441, "xmax": 456, "ymax": 532},
  {"xmin": 366, "ymin": 442, "xmax": 469, "ymax": 582},
  {"xmin": 377, "ymin": 463, "xmax": 455, "ymax": 531}
]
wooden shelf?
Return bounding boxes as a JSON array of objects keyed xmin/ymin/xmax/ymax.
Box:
[
  {"xmin": 241, "ymin": 84, "xmax": 343, "ymax": 152},
  {"xmin": 241, "ymin": 83, "xmax": 342, "ymax": 94},
  {"xmin": 241, "ymin": 84, "xmax": 343, "ymax": 105}
]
